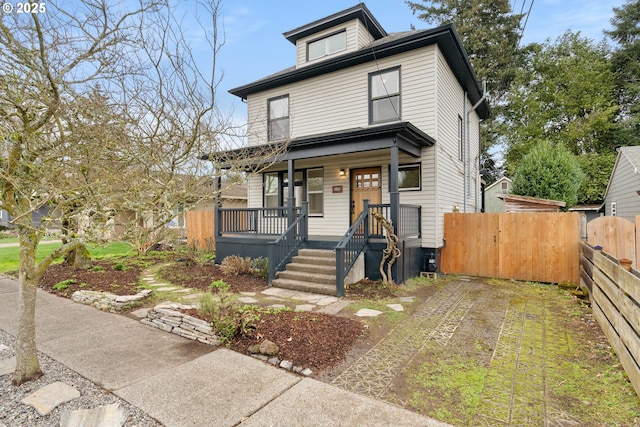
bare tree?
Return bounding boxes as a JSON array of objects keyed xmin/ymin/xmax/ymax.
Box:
[{"xmin": 0, "ymin": 0, "xmax": 283, "ymax": 385}]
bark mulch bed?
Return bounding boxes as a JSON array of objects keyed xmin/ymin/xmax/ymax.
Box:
[{"xmin": 38, "ymin": 257, "xmax": 374, "ymax": 373}]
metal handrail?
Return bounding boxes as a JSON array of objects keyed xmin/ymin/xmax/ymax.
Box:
[
  {"xmin": 267, "ymin": 203, "xmax": 308, "ymax": 284},
  {"xmin": 334, "ymin": 200, "xmax": 370, "ymax": 297}
]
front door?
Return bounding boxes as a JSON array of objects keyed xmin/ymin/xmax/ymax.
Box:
[{"xmin": 351, "ymin": 167, "xmax": 382, "ymax": 223}]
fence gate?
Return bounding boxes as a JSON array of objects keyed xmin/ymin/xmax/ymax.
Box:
[{"xmin": 441, "ymin": 212, "xmax": 580, "ymax": 284}]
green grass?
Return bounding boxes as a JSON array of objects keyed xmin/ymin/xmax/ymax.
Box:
[{"xmin": 0, "ymin": 241, "xmax": 133, "ymax": 273}]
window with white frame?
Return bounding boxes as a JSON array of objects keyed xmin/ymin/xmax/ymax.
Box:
[
  {"xmin": 307, "ymin": 31, "xmax": 346, "ymax": 61},
  {"xmin": 263, "ymin": 169, "xmax": 324, "ymax": 216},
  {"xmin": 268, "ymin": 95, "xmax": 289, "ymax": 141},
  {"xmin": 369, "ymin": 67, "xmax": 401, "ymax": 124},
  {"xmin": 307, "ymin": 168, "xmax": 324, "ymax": 215}
]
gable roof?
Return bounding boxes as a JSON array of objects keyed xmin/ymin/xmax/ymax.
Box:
[
  {"xmin": 602, "ymin": 146, "xmax": 640, "ymax": 201},
  {"xmin": 229, "ymin": 7, "xmax": 489, "ymax": 119},
  {"xmin": 283, "ymin": 3, "xmax": 386, "ymax": 44},
  {"xmin": 484, "ymin": 176, "xmax": 512, "ymax": 192}
]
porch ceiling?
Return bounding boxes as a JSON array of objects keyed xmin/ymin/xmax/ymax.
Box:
[{"xmin": 209, "ymin": 122, "xmax": 435, "ymax": 166}]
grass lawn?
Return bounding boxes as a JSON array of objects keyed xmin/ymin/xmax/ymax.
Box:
[{"xmin": 0, "ymin": 241, "xmax": 133, "ymax": 273}]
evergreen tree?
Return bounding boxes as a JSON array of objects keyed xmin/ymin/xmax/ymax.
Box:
[
  {"xmin": 511, "ymin": 141, "xmax": 584, "ymax": 209},
  {"xmin": 606, "ymin": 0, "xmax": 640, "ymax": 146}
]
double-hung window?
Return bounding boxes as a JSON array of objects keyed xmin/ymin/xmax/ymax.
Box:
[
  {"xmin": 263, "ymin": 168, "xmax": 324, "ymax": 216},
  {"xmin": 369, "ymin": 67, "xmax": 401, "ymax": 124},
  {"xmin": 268, "ymin": 95, "xmax": 289, "ymax": 141},
  {"xmin": 308, "ymin": 31, "xmax": 346, "ymax": 61}
]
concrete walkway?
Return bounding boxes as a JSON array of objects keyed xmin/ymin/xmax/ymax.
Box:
[{"xmin": 0, "ymin": 277, "xmax": 450, "ymax": 427}]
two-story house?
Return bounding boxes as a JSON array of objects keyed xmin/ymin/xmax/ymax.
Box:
[{"xmin": 210, "ymin": 4, "xmax": 489, "ymax": 296}]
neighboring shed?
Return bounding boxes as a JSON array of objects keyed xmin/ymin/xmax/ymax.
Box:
[
  {"xmin": 569, "ymin": 204, "xmax": 603, "ymax": 239},
  {"xmin": 484, "ymin": 177, "xmax": 512, "ymax": 212},
  {"xmin": 603, "ymin": 146, "xmax": 640, "ymax": 222},
  {"xmin": 496, "ymin": 193, "xmax": 566, "ymax": 212}
]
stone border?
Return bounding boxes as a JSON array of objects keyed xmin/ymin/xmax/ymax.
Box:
[
  {"xmin": 72, "ymin": 289, "xmax": 152, "ymax": 312},
  {"xmin": 141, "ymin": 303, "xmax": 220, "ymax": 346}
]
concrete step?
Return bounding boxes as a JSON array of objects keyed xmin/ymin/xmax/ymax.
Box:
[
  {"xmin": 286, "ymin": 263, "xmax": 336, "ymax": 275},
  {"xmin": 277, "ymin": 270, "xmax": 336, "ymax": 286},
  {"xmin": 292, "ymin": 255, "xmax": 336, "ymax": 266},
  {"xmin": 271, "ymin": 278, "xmax": 336, "ymax": 296},
  {"xmin": 297, "ymin": 248, "xmax": 334, "ymax": 259}
]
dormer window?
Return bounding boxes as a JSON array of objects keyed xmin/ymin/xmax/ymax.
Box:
[{"xmin": 307, "ymin": 31, "xmax": 346, "ymax": 61}]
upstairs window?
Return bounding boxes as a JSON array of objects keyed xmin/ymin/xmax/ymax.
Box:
[
  {"xmin": 369, "ymin": 67, "xmax": 401, "ymax": 124},
  {"xmin": 308, "ymin": 31, "xmax": 346, "ymax": 61},
  {"xmin": 268, "ymin": 95, "xmax": 289, "ymax": 141}
]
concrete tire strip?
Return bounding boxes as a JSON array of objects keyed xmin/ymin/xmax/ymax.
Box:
[
  {"xmin": 331, "ymin": 281, "xmax": 477, "ymax": 402},
  {"xmin": 472, "ymin": 300, "xmax": 580, "ymax": 426}
]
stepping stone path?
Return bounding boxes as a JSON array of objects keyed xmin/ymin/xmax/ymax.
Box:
[
  {"xmin": 60, "ymin": 403, "xmax": 127, "ymax": 427},
  {"xmin": 355, "ymin": 308, "xmax": 384, "ymax": 317},
  {"xmin": 21, "ymin": 382, "xmax": 80, "ymax": 416}
]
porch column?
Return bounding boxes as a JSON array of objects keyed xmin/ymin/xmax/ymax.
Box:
[
  {"xmin": 389, "ymin": 142, "xmax": 400, "ymax": 282},
  {"xmin": 287, "ymin": 158, "xmax": 295, "ymax": 227}
]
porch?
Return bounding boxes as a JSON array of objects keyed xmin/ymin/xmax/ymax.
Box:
[{"xmin": 214, "ymin": 201, "xmax": 423, "ymax": 297}]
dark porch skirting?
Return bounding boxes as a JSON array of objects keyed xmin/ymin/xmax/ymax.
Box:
[{"xmin": 215, "ymin": 235, "xmax": 432, "ymax": 284}]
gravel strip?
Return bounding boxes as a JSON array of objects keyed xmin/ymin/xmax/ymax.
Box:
[{"xmin": 0, "ymin": 329, "xmax": 163, "ymax": 427}]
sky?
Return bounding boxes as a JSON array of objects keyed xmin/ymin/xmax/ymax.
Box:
[{"xmin": 182, "ymin": 0, "xmax": 627, "ymax": 116}]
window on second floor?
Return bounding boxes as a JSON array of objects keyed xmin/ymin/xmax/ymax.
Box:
[
  {"xmin": 307, "ymin": 31, "xmax": 346, "ymax": 61},
  {"xmin": 268, "ymin": 95, "xmax": 289, "ymax": 141},
  {"xmin": 369, "ymin": 67, "xmax": 401, "ymax": 124}
]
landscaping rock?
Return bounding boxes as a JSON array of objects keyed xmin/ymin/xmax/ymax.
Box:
[
  {"xmin": 60, "ymin": 403, "xmax": 127, "ymax": 427},
  {"xmin": 0, "ymin": 356, "xmax": 16, "ymax": 376},
  {"xmin": 355, "ymin": 308, "xmax": 383, "ymax": 317},
  {"xmin": 21, "ymin": 382, "xmax": 80, "ymax": 416},
  {"xmin": 248, "ymin": 344, "xmax": 261, "ymax": 354},
  {"xmin": 260, "ymin": 340, "xmax": 279, "ymax": 356},
  {"xmin": 387, "ymin": 303, "xmax": 404, "ymax": 312}
]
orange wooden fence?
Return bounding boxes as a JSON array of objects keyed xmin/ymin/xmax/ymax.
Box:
[
  {"xmin": 441, "ymin": 212, "xmax": 580, "ymax": 284},
  {"xmin": 186, "ymin": 210, "xmax": 215, "ymax": 250},
  {"xmin": 587, "ymin": 216, "xmax": 638, "ymax": 268}
]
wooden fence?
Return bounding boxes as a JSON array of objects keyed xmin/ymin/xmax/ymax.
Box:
[
  {"xmin": 186, "ymin": 210, "xmax": 215, "ymax": 250},
  {"xmin": 580, "ymin": 242, "xmax": 640, "ymax": 397},
  {"xmin": 441, "ymin": 212, "xmax": 580, "ymax": 284},
  {"xmin": 587, "ymin": 216, "xmax": 639, "ymax": 268}
]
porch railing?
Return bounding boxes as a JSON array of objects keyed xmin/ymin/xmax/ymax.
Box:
[
  {"xmin": 217, "ymin": 207, "xmax": 302, "ymax": 236},
  {"xmin": 368, "ymin": 203, "xmax": 421, "ymax": 238},
  {"xmin": 267, "ymin": 203, "xmax": 308, "ymax": 284},
  {"xmin": 335, "ymin": 201, "xmax": 371, "ymax": 297}
]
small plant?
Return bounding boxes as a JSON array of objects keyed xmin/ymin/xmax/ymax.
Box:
[
  {"xmin": 53, "ymin": 279, "xmax": 77, "ymax": 290},
  {"xmin": 113, "ymin": 263, "xmax": 125, "ymax": 271},
  {"xmin": 89, "ymin": 265, "xmax": 104, "ymax": 272},
  {"xmin": 209, "ymin": 279, "xmax": 231, "ymax": 292},
  {"xmin": 197, "ymin": 291, "xmax": 261, "ymax": 345},
  {"xmin": 79, "ymin": 283, "xmax": 88, "ymax": 288},
  {"xmin": 251, "ymin": 257, "xmax": 268, "ymax": 278},
  {"xmin": 220, "ymin": 255, "xmax": 252, "ymax": 275}
]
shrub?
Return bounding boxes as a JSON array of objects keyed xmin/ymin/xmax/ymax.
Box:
[
  {"xmin": 220, "ymin": 255, "xmax": 252, "ymax": 275},
  {"xmin": 114, "ymin": 263, "xmax": 125, "ymax": 271},
  {"xmin": 198, "ymin": 291, "xmax": 259, "ymax": 345},
  {"xmin": 251, "ymin": 257, "xmax": 268, "ymax": 278},
  {"xmin": 209, "ymin": 279, "xmax": 231, "ymax": 292}
]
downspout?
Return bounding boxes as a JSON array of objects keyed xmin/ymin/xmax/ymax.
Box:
[{"xmin": 464, "ymin": 79, "xmax": 487, "ymax": 213}]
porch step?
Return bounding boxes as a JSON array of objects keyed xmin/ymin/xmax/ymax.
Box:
[
  {"xmin": 272, "ymin": 249, "xmax": 338, "ymax": 296},
  {"xmin": 270, "ymin": 278, "xmax": 336, "ymax": 296}
]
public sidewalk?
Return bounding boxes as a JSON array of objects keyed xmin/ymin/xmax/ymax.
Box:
[{"xmin": 0, "ymin": 277, "xmax": 450, "ymax": 427}]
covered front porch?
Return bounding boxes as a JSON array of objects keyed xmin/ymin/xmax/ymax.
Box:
[{"xmin": 212, "ymin": 123, "xmax": 434, "ymax": 296}]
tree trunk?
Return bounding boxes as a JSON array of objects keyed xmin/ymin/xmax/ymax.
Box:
[
  {"xmin": 71, "ymin": 244, "xmax": 92, "ymax": 270},
  {"xmin": 12, "ymin": 230, "xmax": 43, "ymax": 385}
]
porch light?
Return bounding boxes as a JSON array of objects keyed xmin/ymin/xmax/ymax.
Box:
[{"xmin": 339, "ymin": 168, "xmax": 346, "ymax": 177}]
